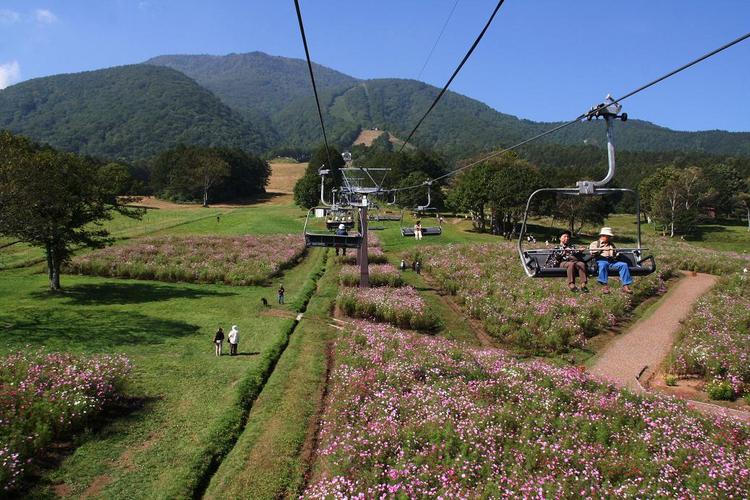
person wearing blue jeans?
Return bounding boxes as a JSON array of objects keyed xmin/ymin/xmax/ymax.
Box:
[{"xmin": 589, "ymin": 227, "xmax": 633, "ymax": 295}]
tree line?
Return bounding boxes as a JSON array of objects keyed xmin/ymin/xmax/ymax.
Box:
[{"xmin": 294, "ymin": 140, "xmax": 750, "ymax": 239}]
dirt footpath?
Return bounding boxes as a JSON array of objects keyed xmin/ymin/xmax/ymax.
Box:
[{"xmin": 589, "ymin": 272, "xmax": 717, "ymax": 391}]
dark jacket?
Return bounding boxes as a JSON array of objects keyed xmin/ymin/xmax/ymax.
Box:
[
  {"xmin": 335, "ymin": 228, "xmax": 348, "ymax": 236},
  {"xmin": 214, "ymin": 329, "xmax": 224, "ymax": 342}
]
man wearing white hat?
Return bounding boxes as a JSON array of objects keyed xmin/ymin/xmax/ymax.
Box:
[{"xmin": 589, "ymin": 227, "xmax": 633, "ymax": 294}]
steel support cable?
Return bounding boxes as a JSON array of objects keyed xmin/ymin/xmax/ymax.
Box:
[
  {"xmin": 293, "ymin": 0, "xmax": 334, "ymax": 172},
  {"xmin": 399, "ymin": 0, "xmax": 506, "ymax": 153},
  {"xmin": 416, "ymin": 0, "xmax": 461, "ymax": 81},
  {"xmin": 390, "ymin": 30, "xmax": 750, "ymax": 193}
]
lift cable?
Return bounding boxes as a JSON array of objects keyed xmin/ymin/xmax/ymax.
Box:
[
  {"xmin": 416, "ymin": 0, "xmax": 461, "ymax": 82},
  {"xmin": 398, "ymin": 0, "xmax": 506, "ymax": 153},
  {"xmin": 388, "ymin": 30, "xmax": 750, "ymax": 193},
  {"xmin": 293, "ymin": 0, "xmax": 334, "ymax": 172}
]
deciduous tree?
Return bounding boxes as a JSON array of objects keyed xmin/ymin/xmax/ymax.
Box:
[{"xmin": 0, "ymin": 131, "xmax": 142, "ymax": 290}]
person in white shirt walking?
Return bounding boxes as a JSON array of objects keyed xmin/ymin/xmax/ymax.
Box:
[{"xmin": 228, "ymin": 325, "xmax": 239, "ymax": 356}]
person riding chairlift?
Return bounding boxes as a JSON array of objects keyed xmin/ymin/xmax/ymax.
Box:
[
  {"xmin": 553, "ymin": 230, "xmax": 588, "ymax": 293},
  {"xmin": 589, "ymin": 227, "xmax": 633, "ymax": 295},
  {"xmin": 335, "ymin": 223, "xmax": 348, "ymax": 256}
]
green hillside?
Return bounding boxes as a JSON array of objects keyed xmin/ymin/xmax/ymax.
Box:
[
  {"xmin": 0, "ymin": 64, "xmax": 267, "ymax": 162},
  {"xmin": 147, "ymin": 52, "xmax": 750, "ymax": 158}
]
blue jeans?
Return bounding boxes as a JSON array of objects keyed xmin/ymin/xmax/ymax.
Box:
[
  {"xmin": 596, "ymin": 259, "xmax": 633, "ymax": 286},
  {"xmin": 278, "ymin": 294, "xmax": 284, "ymax": 304}
]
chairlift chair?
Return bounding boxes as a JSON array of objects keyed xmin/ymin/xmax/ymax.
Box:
[
  {"xmin": 304, "ymin": 207, "xmax": 362, "ymax": 249},
  {"xmin": 517, "ymin": 98, "xmax": 655, "ymax": 278},
  {"xmin": 400, "ymin": 184, "xmax": 443, "ymax": 237}
]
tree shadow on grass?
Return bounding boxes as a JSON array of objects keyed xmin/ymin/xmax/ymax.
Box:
[
  {"xmin": 32, "ymin": 282, "xmax": 236, "ymax": 306},
  {"xmin": 1, "ymin": 309, "xmax": 201, "ymax": 350}
]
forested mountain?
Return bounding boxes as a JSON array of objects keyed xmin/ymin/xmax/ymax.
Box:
[
  {"xmin": 0, "ymin": 65, "xmax": 267, "ymax": 162},
  {"xmin": 1, "ymin": 52, "xmax": 748, "ymax": 165},
  {"xmin": 147, "ymin": 52, "xmax": 750, "ymax": 158}
]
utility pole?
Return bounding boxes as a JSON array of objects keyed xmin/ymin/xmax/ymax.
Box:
[{"xmin": 359, "ymin": 195, "xmax": 370, "ymax": 288}]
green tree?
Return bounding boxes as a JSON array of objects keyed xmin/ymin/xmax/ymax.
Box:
[
  {"xmin": 641, "ymin": 165, "xmax": 708, "ymax": 237},
  {"xmin": 0, "ymin": 132, "xmax": 142, "ymax": 290}
]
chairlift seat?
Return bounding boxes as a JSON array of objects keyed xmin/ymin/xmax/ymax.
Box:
[
  {"xmin": 305, "ymin": 233, "xmax": 362, "ymax": 249},
  {"xmin": 401, "ymin": 226, "xmax": 442, "ymax": 237},
  {"xmin": 522, "ymin": 249, "xmax": 655, "ymax": 278}
]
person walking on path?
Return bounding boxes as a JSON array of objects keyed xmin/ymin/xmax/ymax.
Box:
[
  {"xmin": 589, "ymin": 227, "xmax": 632, "ymax": 294},
  {"xmin": 213, "ymin": 326, "xmax": 225, "ymax": 356},
  {"xmin": 335, "ymin": 223, "xmax": 348, "ymax": 256},
  {"xmin": 414, "ymin": 260, "xmax": 422, "ymax": 275},
  {"xmin": 414, "ymin": 220, "xmax": 423, "ymax": 241},
  {"xmin": 555, "ymin": 230, "xmax": 588, "ymax": 292},
  {"xmin": 228, "ymin": 325, "xmax": 239, "ymax": 356},
  {"xmin": 400, "ymin": 259, "xmax": 407, "ymax": 271},
  {"xmin": 278, "ymin": 284, "xmax": 285, "ymax": 305}
]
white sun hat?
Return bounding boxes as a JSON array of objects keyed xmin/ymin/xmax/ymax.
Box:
[
  {"xmin": 338, "ymin": 223, "xmax": 345, "ymax": 230},
  {"xmin": 599, "ymin": 227, "xmax": 614, "ymax": 237}
]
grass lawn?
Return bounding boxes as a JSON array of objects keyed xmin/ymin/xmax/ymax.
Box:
[
  {"xmin": 0, "ymin": 249, "xmax": 324, "ymax": 498},
  {"xmin": 205, "ymin": 251, "xmax": 337, "ymax": 499}
]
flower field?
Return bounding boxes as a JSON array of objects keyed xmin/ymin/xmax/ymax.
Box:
[
  {"xmin": 668, "ymin": 273, "xmax": 750, "ymax": 398},
  {"xmin": 649, "ymin": 237, "xmax": 750, "ymax": 275},
  {"xmin": 422, "ymin": 242, "xmax": 670, "ymax": 354},
  {"xmin": 339, "ymin": 264, "xmax": 403, "ymax": 287},
  {"xmin": 1, "ymin": 350, "xmax": 131, "ymax": 490},
  {"xmin": 69, "ymin": 234, "xmax": 305, "ymax": 285},
  {"xmin": 337, "ymin": 286, "xmax": 440, "ymax": 331},
  {"xmin": 304, "ymin": 321, "xmax": 750, "ymax": 498}
]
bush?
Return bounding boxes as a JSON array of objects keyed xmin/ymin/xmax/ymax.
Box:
[
  {"xmin": 336, "ymin": 286, "xmax": 441, "ymax": 331},
  {"xmin": 705, "ymin": 380, "xmax": 735, "ymax": 401},
  {"xmin": 339, "ymin": 264, "xmax": 403, "ymax": 288},
  {"xmin": 665, "ymin": 374, "xmax": 678, "ymax": 386}
]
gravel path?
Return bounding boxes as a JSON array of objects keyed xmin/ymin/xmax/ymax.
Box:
[{"xmin": 589, "ymin": 272, "xmax": 717, "ymax": 391}]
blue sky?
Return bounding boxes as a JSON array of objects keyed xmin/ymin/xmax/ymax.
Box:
[{"xmin": 1, "ymin": 1, "xmax": 748, "ymax": 132}]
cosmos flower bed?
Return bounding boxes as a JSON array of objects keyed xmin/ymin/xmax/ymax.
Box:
[
  {"xmin": 339, "ymin": 264, "xmax": 403, "ymax": 287},
  {"xmin": 668, "ymin": 273, "xmax": 750, "ymax": 398},
  {"xmin": 0, "ymin": 351, "xmax": 131, "ymax": 491},
  {"xmin": 424, "ymin": 243, "xmax": 669, "ymax": 354},
  {"xmin": 336, "ymin": 286, "xmax": 440, "ymax": 331},
  {"xmin": 338, "ymin": 232, "xmax": 388, "ymax": 264},
  {"xmin": 304, "ymin": 321, "xmax": 750, "ymax": 498},
  {"xmin": 649, "ymin": 237, "xmax": 750, "ymax": 275},
  {"xmin": 69, "ymin": 235, "xmax": 305, "ymax": 285}
]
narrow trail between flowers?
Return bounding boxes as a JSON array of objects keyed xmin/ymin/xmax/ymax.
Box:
[{"xmin": 589, "ymin": 272, "xmax": 718, "ymax": 392}]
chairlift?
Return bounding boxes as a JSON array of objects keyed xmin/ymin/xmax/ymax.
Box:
[
  {"xmin": 368, "ymin": 192, "xmax": 403, "ymax": 222},
  {"xmin": 517, "ymin": 98, "xmax": 655, "ymax": 278},
  {"xmin": 304, "ymin": 206, "xmax": 362, "ymax": 249},
  {"xmin": 400, "ymin": 183, "xmax": 443, "ymax": 237}
]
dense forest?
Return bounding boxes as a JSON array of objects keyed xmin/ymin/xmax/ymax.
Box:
[
  {"xmin": 0, "ymin": 65, "xmax": 267, "ymax": 162},
  {"xmin": 149, "ymin": 52, "xmax": 750, "ymax": 158}
]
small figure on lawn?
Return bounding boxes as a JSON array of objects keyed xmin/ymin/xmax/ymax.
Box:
[
  {"xmin": 414, "ymin": 260, "xmax": 421, "ymax": 275},
  {"xmin": 400, "ymin": 259, "xmax": 407, "ymax": 272},
  {"xmin": 589, "ymin": 227, "xmax": 633, "ymax": 295},
  {"xmin": 278, "ymin": 284, "xmax": 285, "ymax": 305},
  {"xmin": 213, "ymin": 326, "xmax": 225, "ymax": 357},
  {"xmin": 554, "ymin": 230, "xmax": 588, "ymax": 293},
  {"xmin": 228, "ymin": 325, "xmax": 239, "ymax": 356},
  {"xmin": 335, "ymin": 223, "xmax": 348, "ymax": 256}
]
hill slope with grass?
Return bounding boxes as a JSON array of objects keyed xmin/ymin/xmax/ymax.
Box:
[
  {"xmin": 148, "ymin": 52, "xmax": 750, "ymax": 157},
  {"xmin": 0, "ymin": 64, "xmax": 268, "ymax": 162}
]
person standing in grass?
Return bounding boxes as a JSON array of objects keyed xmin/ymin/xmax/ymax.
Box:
[
  {"xmin": 589, "ymin": 227, "xmax": 633, "ymax": 295},
  {"xmin": 555, "ymin": 230, "xmax": 589, "ymax": 293},
  {"xmin": 213, "ymin": 326, "xmax": 225, "ymax": 357},
  {"xmin": 278, "ymin": 284, "xmax": 285, "ymax": 305},
  {"xmin": 228, "ymin": 325, "xmax": 239, "ymax": 356}
]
